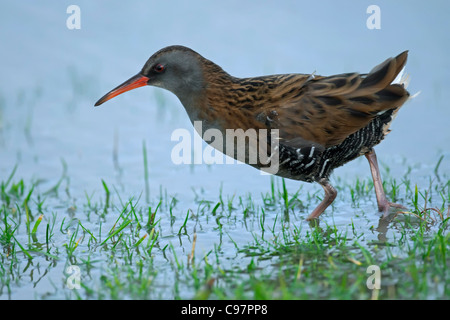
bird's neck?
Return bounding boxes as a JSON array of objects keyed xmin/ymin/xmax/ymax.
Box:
[{"xmin": 178, "ymin": 60, "xmax": 241, "ymax": 132}]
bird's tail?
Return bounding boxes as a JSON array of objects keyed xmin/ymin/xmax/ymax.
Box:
[{"xmin": 347, "ymin": 50, "xmax": 409, "ymax": 99}]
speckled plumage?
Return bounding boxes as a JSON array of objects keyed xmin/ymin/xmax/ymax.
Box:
[{"xmin": 95, "ymin": 46, "xmax": 410, "ymax": 221}]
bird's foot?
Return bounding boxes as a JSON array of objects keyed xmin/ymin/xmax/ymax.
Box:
[{"xmin": 378, "ymin": 200, "xmax": 407, "ymax": 218}]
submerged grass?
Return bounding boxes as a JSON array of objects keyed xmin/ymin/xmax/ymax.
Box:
[{"xmin": 0, "ymin": 155, "xmax": 449, "ymax": 300}]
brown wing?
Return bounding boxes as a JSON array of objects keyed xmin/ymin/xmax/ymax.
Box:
[{"xmin": 260, "ymin": 51, "xmax": 410, "ymax": 149}]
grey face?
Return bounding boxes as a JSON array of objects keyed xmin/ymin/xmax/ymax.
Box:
[
  {"xmin": 140, "ymin": 49, "xmax": 205, "ymax": 99},
  {"xmin": 94, "ymin": 46, "xmax": 209, "ymax": 111}
]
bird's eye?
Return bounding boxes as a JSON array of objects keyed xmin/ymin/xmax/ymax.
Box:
[{"xmin": 153, "ymin": 63, "xmax": 165, "ymax": 73}]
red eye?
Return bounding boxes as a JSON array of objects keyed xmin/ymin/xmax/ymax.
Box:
[{"xmin": 153, "ymin": 63, "xmax": 165, "ymax": 73}]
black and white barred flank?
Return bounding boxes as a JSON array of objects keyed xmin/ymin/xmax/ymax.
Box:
[{"xmin": 277, "ymin": 108, "xmax": 396, "ymax": 182}]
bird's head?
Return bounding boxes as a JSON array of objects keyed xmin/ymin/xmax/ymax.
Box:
[{"xmin": 95, "ymin": 45, "xmax": 206, "ymax": 107}]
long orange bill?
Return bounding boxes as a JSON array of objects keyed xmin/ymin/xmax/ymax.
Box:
[{"xmin": 94, "ymin": 73, "xmax": 149, "ymax": 106}]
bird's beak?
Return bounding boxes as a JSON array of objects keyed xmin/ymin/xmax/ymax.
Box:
[{"xmin": 94, "ymin": 73, "xmax": 150, "ymax": 106}]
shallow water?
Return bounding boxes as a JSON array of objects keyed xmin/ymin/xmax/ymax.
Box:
[{"xmin": 0, "ymin": 1, "xmax": 449, "ymax": 299}]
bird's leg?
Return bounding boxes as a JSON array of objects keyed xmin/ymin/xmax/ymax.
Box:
[
  {"xmin": 365, "ymin": 150, "xmax": 406, "ymax": 216},
  {"xmin": 306, "ymin": 178, "xmax": 337, "ymax": 221}
]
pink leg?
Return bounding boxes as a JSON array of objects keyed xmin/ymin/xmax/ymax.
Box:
[
  {"xmin": 365, "ymin": 150, "xmax": 406, "ymax": 217},
  {"xmin": 306, "ymin": 178, "xmax": 337, "ymax": 221}
]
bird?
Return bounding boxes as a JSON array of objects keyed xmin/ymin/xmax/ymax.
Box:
[{"xmin": 95, "ymin": 45, "xmax": 410, "ymax": 221}]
